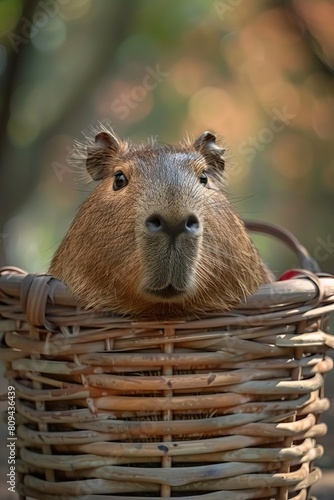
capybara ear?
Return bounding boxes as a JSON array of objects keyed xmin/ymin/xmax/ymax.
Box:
[
  {"xmin": 194, "ymin": 131, "xmax": 225, "ymax": 170},
  {"xmin": 86, "ymin": 131, "xmax": 120, "ymax": 181}
]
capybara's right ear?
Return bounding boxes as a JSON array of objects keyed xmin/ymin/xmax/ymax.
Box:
[{"xmin": 86, "ymin": 131, "xmax": 120, "ymax": 181}]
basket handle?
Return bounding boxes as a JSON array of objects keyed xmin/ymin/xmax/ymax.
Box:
[{"xmin": 244, "ymin": 221, "xmax": 321, "ymax": 273}]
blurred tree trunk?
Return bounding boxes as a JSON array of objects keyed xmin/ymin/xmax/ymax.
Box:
[
  {"xmin": 0, "ymin": 0, "xmax": 138, "ymax": 266},
  {"xmin": 0, "ymin": 0, "xmax": 39, "ymax": 266}
]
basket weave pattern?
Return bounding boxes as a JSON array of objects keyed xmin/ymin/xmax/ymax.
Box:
[{"xmin": 0, "ymin": 224, "xmax": 334, "ymax": 500}]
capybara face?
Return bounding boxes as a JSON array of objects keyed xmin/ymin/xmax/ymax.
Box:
[{"xmin": 49, "ymin": 129, "xmax": 272, "ymax": 317}]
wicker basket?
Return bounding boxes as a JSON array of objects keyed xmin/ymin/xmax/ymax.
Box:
[{"xmin": 0, "ymin": 222, "xmax": 333, "ymax": 500}]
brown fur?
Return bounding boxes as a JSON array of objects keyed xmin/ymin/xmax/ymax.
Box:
[{"xmin": 49, "ymin": 128, "xmax": 273, "ymax": 318}]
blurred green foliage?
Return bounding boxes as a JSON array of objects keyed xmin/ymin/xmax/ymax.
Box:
[{"xmin": 0, "ymin": 0, "xmax": 334, "ymax": 277}]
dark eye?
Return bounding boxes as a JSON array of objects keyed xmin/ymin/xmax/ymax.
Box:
[
  {"xmin": 113, "ymin": 172, "xmax": 128, "ymax": 191},
  {"xmin": 199, "ymin": 171, "xmax": 208, "ymax": 185}
]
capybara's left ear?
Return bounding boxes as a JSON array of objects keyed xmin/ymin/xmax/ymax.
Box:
[{"xmin": 194, "ymin": 131, "xmax": 225, "ymax": 170}]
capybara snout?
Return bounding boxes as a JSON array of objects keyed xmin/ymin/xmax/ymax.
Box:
[
  {"xmin": 143, "ymin": 211, "xmax": 202, "ymax": 297},
  {"xmin": 144, "ymin": 213, "xmax": 201, "ymax": 238},
  {"xmin": 136, "ymin": 157, "xmax": 205, "ymax": 301},
  {"xmin": 49, "ymin": 128, "xmax": 273, "ymax": 317}
]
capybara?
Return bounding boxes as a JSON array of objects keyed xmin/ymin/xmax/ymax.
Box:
[{"xmin": 49, "ymin": 129, "xmax": 273, "ymax": 317}]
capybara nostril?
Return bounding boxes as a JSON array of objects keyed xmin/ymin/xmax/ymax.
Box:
[
  {"xmin": 145, "ymin": 215, "xmax": 163, "ymax": 234},
  {"xmin": 185, "ymin": 214, "xmax": 200, "ymax": 235}
]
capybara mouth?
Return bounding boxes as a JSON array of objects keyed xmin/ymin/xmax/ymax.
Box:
[{"xmin": 145, "ymin": 284, "xmax": 186, "ymax": 300}]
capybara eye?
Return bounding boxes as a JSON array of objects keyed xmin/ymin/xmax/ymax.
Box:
[
  {"xmin": 113, "ymin": 172, "xmax": 128, "ymax": 191},
  {"xmin": 199, "ymin": 172, "xmax": 208, "ymax": 185}
]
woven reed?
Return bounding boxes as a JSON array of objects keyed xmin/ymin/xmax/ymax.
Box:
[{"xmin": 0, "ymin": 223, "xmax": 333, "ymax": 500}]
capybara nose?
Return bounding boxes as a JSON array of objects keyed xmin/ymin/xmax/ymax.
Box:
[{"xmin": 145, "ymin": 214, "xmax": 201, "ymax": 238}]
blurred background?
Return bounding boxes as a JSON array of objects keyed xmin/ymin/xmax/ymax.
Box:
[
  {"xmin": 1, "ymin": 0, "xmax": 334, "ymax": 276},
  {"xmin": 0, "ymin": 0, "xmax": 333, "ymax": 498}
]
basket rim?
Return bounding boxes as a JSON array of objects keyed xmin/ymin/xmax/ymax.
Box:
[
  {"xmin": 1, "ymin": 267, "xmax": 334, "ymax": 311},
  {"xmin": 0, "ymin": 267, "xmax": 334, "ymax": 337}
]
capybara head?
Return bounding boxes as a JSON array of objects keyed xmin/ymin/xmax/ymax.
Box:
[{"xmin": 49, "ymin": 129, "xmax": 273, "ymax": 317}]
